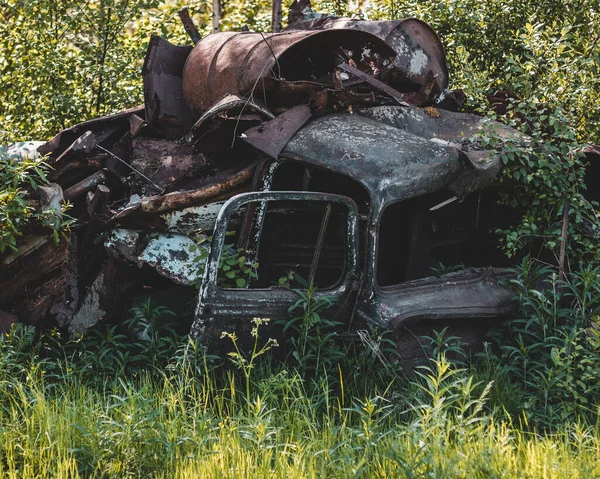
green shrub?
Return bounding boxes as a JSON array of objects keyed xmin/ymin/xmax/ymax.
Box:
[
  {"xmin": 0, "ymin": 151, "xmax": 73, "ymax": 252},
  {"xmin": 489, "ymin": 259, "xmax": 600, "ymax": 427}
]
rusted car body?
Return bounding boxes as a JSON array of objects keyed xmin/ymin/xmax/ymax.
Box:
[{"xmin": 190, "ymin": 105, "xmax": 520, "ymax": 347}]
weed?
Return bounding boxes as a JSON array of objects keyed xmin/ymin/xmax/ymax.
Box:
[
  {"xmin": 190, "ymin": 242, "xmax": 259, "ymax": 289},
  {"xmin": 491, "ymin": 260, "xmax": 600, "ymax": 426},
  {"xmin": 221, "ymin": 317, "xmax": 278, "ymax": 404},
  {"xmin": 0, "ymin": 319, "xmax": 597, "ymax": 477}
]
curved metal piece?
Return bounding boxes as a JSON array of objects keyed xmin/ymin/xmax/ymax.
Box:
[
  {"xmin": 186, "ymin": 94, "xmax": 275, "ymax": 147},
  {"xmin": 182, "ymin": 29, "xmax": 396, "ymax": 114}
]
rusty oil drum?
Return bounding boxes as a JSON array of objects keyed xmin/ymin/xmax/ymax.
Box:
[{"xmin": 182, "ymin": 29, "xmax": 396, "ymax": 115}]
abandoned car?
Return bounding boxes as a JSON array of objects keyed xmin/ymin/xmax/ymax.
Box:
[{"xmin": 187, "ymin": 105, "xmax": 522, "ymax": 352}]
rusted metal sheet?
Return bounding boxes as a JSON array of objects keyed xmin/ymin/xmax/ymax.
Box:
[
  {"xmin": 186, "ymin": 94, "xmax": 275, "ymax": 166},
  {"xmin": 287, "ymin": 16, "xmax": 448, "ymax": 102},
  {"xmin": 182, "ymin": 29, "xmax": 396, "ymax": 114},
  {"xmin": 337, "ymin": 62, "xmax": 410, "ymax": 106},
  {"xmin": 56, "ymin": 130, "xmax": 97, "ymax": 158},
  {"xmin": 187, "ymin": 94, "xmax": 275, "ymax": 147},
  {"xmin": 243, "ymin": 104, "xmax": 312, "ymax": 159},
  {"xmin": 178, "ymin": 8, "xmax": 202, "ymax": 44},
  {"xmin": 38, "ymin": 106, "xmax": 144, "ymax": 158},
  {"xmin": 143, "ymin": 35, "xmax": 195, "ymax": 137}
]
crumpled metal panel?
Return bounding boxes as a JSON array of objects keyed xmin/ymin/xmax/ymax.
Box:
[
  {"xmin": 38, "ymin": 106, "xmax": 144, "ymax": 157},
  {"xmin": 105, "ymin": 229, "xmax": 207, "ymax": 285},
  {"xmin": 357, "ymin": 105, "xmax": 521, "ymax": 143},
  {"xmin": 186, "ymin": 94, "xmax": 275, "ymax": 148},
  {"xmin": 287, "ymin": 17, "xmax": 448, "ymax": 98},
  {"xmin": 182, "ymin": 29, "xmax": 396, "ymax": 114},
  {"xmin": 280, "ymin": 107, "xmax": 518, "ymax": 209},
  {"xmin": 0, "ymin": 141, "xmax": 45, "ymax": 160},
  {"xmin": 242, "ymin": 104, "xmax": 312, "ymax": 159}
]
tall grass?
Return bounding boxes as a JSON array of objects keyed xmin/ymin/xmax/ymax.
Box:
[
  {"xmin": 1, "ymin": 265, "xmax": 600, "ymax": 478},
  {"xmin": 0, "ymin": 333, "xmax": 598, "ymax": 478}
]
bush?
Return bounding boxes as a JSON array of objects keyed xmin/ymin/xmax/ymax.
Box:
[{"xmin": 485, "ymin": 259, "xmax": 600, "ymax": 427}]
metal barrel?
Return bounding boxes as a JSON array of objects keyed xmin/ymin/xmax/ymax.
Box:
[{"xmin": 182, "ymin": 29, "xmax": 396, "ymax": 115}]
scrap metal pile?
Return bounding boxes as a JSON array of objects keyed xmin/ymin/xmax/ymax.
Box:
[{"xmin": 0, "ymin": 3, "xmax": 477, "ymax": 335}]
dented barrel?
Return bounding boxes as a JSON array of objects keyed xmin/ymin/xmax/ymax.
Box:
[
  {"xmin": 287, "ymin": 17, "xmax": 449, "ymax": 95},
  {"xmin": 182, "ymin": 29, "xmax": 396, "ymax": 115}
]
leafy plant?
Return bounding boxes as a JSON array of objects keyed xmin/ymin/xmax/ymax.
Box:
[
  {"xmin": 476, "ymin": 107, "xmax": 598, "ymax": 263},
  {"xmin": 411, "ymin": 355, "xmax": 493, "ymax": 434},
  {"xmin": 279, "ymin": 281, "xmax": 343, "ymax": 377},
  {"xmin": 429, "ymin": 261, "xmax": 466, "ymax": 276},
  {"xmin": 0, "ymin": 152, "xmax": 73, "ymax": 253},
  {"xmin": 190, "ymin": 241, "xmax": 258, "ymax": 289},
  {"xmin": 422, "ymin": 327, "xmax": 468, "ymax": 365},
  {"xmin": 491, "ymin": 260, "xmax": 600, "ymax": 426}
]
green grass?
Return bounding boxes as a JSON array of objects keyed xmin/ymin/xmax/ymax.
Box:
[
  {"xmin": 2, "ymin": 268, "xmax": 600, "ymax": 479},
  {"xmin": 0, "ymin": 353, "xmax": 598, "ymax": 478}
]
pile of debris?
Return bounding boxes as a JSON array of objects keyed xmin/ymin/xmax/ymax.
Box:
[{"xmin": 0, "ymin": 3, "xmax": 499, "ymax": 335}]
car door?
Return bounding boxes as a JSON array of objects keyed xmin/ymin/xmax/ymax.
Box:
[{"xmin": 191, "ymin": 191, "xmax": 359, "ymax": 350}]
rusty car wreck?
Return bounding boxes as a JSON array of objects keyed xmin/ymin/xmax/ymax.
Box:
[
  {"xmin": 190, "ymin": 106, "xmax": 521, "ymax": 353},
  {"xmin": 0, "ymin": 5, "xmax": 568, "ymax": 357}
]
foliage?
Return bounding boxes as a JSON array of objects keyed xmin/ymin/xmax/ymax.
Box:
[
  {"xmin": 190, "ymin": 241, "xmax": 259, "ymax": 288},
  {"xmin": 474, "ymin": 105, "xmax": 599, "ymax": 263},
  {"xmin": 421, "ymin": 327, "xmax": 467, "ymax": 365},
  {"xmin": 478, "ymin": 259, "xmax": 600, "ymax": 427},
  {"xmin": 279, "ymin": 281, "xmax": 344, "ymax": 377},
  {"xmin": 0, "ymin": 151, "xmax": 72, "ymax": 252},
  {"xmin": 221, "ymin": 317, "xmax": 279, "ymax": 403},
  {"xmin": 0, "ymin": 0, "xmax": 153, "ymax": 143}
]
